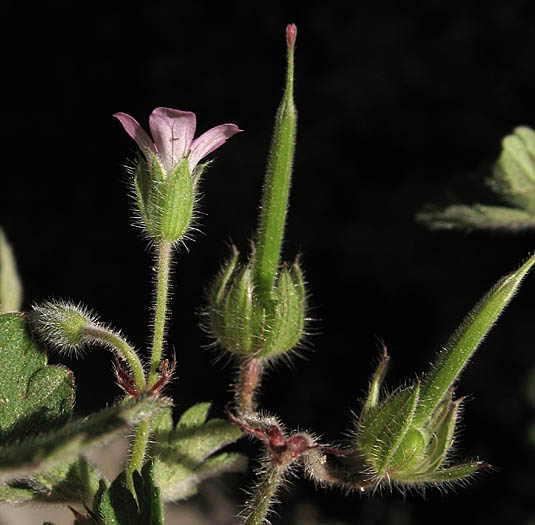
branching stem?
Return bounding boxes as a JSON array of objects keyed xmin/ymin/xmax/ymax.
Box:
[{"xmin": 126, "ymin": 241, "xmax": 173, "ymax": 497}]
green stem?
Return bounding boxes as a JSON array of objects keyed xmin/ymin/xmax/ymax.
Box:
[
  {"xmin": 84, "ymin": 325, "xmax": 146, "ymax": 390},
  {"xmin": 148, "ymin": 241, "xmax": 172, "ymax": 387},
  {"xmin": 243, "ymin": 464, "xmax": 284, "ymax": 525},
  {"xmin": 125, "ymin": 241, "xmax": 172, "ymax": 497},
  {"xmin": 126, "ymin": 418, "xmax": 151, "ymax": 498},
  {"xmin": 252, "ymin": 27, "xmax": 296, "ymax": 304}
]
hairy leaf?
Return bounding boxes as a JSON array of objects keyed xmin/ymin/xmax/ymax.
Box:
[
  {"xmin": 152, "ymin": 403, "xmax": 246, "ymax": 501},
  {"xmin": 0, "ymin": 455, "xmax": 103, "ymax": 505},
  {"xmin": 96, "ymin": 459, "xmax": 163, "ymax": 525},
  {"xmin": 0, "ymin": 393, "xmax": 170, "ymax": 481},
  {"xmin": 0, "ymin": 313, "xmax": 74, "ymax": 444}
]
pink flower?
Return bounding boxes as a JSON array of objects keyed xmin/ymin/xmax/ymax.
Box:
[{"xmin": 114, "ymin": 107, "xmax": 242, "ymax": 174}]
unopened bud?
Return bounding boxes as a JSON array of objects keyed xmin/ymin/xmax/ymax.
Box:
[{"xmin": 30, "ymin": 301, "xmax": 96, "ymax": 354}]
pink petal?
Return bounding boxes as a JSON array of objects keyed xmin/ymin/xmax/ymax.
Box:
[
  {"xmin": 149, "ymin": 108, "xmax": 196, "ymax": 172},
  {"xmin": 113, "ymin": 112, "xmax": 156, "ymax": 159},
  {"xmin": 188, "ymin": 124, "xmax": 242, "ymax": 171}
]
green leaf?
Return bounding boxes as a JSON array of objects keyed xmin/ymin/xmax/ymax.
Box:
[
  {"xmin": 0, "ymin": 313, "xmax": 74, "ymax": 443},
  {"xmin": 96, "ymin": 459, "xmax": 163, "ymax": 525},
  {"xmin": 0, "ymin": 229, "xmax": 22, "ymax": 312},
  {"xmin": 414, "ymin": 254, "xmax": 535, "ymax": 426},
  {"xmin": 417, "ymin": 204, "xmax": 535, "ymax": 232},
  {"xmin": 490, "ymin": 127, "xmax": 535, "ymax": 212},
  {"xmin": 0, "ymin": 393, "xmax": 170, "ymax": 481},
  {"xmin": 417, "ymin": 126, "xmax": 535, "ymax": 231},
  {"xmin": 152, "ymin": 403, "xmax": 246, "ymax": 502},
  {"xmin": 0, "ymin": 455, "xmax": 103, "ymax": 505}
]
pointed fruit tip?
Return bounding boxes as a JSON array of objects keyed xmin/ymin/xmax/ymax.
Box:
[{"xmin": 286, "ymin": 24, "xmax": 297, "ymax": 49}]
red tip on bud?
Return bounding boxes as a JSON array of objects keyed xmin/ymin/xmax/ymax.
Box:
[{"xmin": 286, "ymin": 23, "xmax": 297, "ymax": 49}]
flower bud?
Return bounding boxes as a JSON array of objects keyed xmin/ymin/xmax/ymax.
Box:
[
  {"xmin": 207, "ymin": 247, "xmax": 306, "ymax": 359},
  {"xmin": 30, "ymin": 301, "xmax": 96, "ymax": 354}
]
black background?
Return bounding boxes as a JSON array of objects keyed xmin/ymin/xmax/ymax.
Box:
[{"xmin": 3, "ymin": 1, "xmax": 535, "ymax": 524}]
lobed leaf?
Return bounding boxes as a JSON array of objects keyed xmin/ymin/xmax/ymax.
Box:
[
  {"xmin": 0, "ymin": 455, "xmax": 103, "ymax": 506},
  {"xmin": 152, "ymin": 402, "xmax": 246, "ymax": 502},
  {"xmin": 96, "ymin": 459, "xmax": 163, "ymax": 525},
  {"xmin": 0, "ymin": 394, "xmax": 170, "ymax": 482},
  {"xmin": 0, "ymin": 313, "xmax": 74, "ymax": 444}
]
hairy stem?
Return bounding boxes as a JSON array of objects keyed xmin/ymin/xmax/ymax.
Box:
[
  {"xmin": 148, "ymin": 241, "xmax": 172, "ymax": 387},
  {"xmin": 236, "ymin": 358, "xmax": 263, "ymax": 414},
  {"xmin": 243, "ymin": 464, "xmax": 284, "ymax": 525},
  {"xmin": 84, "ymin": 325, "xmax": 146, "ymax": 390},
  {"xmin": 126, "ymin": 242, "xmax": 173, "ymax": 498}
]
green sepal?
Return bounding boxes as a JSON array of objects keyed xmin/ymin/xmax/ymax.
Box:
[
  {"xmin": 0, "ymin": 455, "xmax": 103, "ymax": 505},
  {"xmin": 135, "ymin": 153, "xmax": 194, "ymax": 242},
  {"xmin": 151, "ymin": 402, "xmax": 246, "ymax": 502},
  {"xmin": 357, "ymin": 383, "xmax": 420, "ymax": 475},
  {"xmin": 96, "ymin": 458, "xmax": 163, "ymax": 525},
  {"xmin": 212, "ymin": 246, "xmax": 240, "ymax": 308},
  {"xmin": 393, "ymin": 461, "xmax": 487, "ymax": 485},
  {"xmin": 191, "ymin": 160, "xmax": 210, "ymax": 187},
  {"xmin": 421, "ymin": 397, "xmax": 460, "ymax": 473},
  {"xmin": 160, "ymin": 157, "xmax": 194, "ymax": 242},
  {"xmin": 208, "ymin": 249, "xmax": 307, "ymax": 359},
  {"xmin": 133, "ymin": 157, "xmax": 154, "ymax": 236},
  {"xmin": 223, "ymin": 265, "xmax": 254, "ymax": 354},
  {"xmin": 361, "ymin": 348, "xmax": 390, "ymax": 414},
  {"xmin": 263, "ymin": 260, "xmax": 305, "ymax": 357},
  {"xmin": 0, "ymin": 229, "xmax": 22, "ymax": 312},
  {"xmin": 0, "ymin": 313, "xmax": 74, "ymax": 443},
  {"xmin": 0, "ymin": 394, "xmax": 170, "ymax": 482},
  {"xmin": 414, "ymin": 254, "xmax": 535, "ymax": 426}
]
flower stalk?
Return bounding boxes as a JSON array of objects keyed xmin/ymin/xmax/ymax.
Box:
[
  {"xmin": 83, "ymin": 325, "xmax": 146, "ymax": 391},
  {"xmin": 148, "ymin": 241, "xmax": 173, "ymax": 387},
  {"xmin": 236, "ymin": 358, "xmax": 263, "ymax": 414}
]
